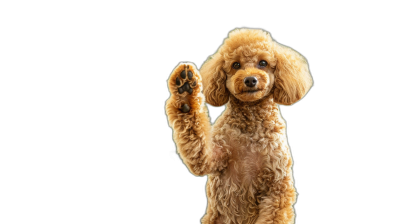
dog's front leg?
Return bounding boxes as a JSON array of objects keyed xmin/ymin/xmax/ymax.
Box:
[
  {"xmin": 166, "ymin": 62, "xmax": 218, "ymax": 176},
  {"xmin": 255, "ymin": 175, "xmax": 297, "ymax": 224}
]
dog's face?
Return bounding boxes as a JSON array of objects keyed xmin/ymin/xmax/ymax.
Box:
[
  {"xmin": 225, "ymin": 47, "xmax": 276, "ymax": 102},
  {"xmin": 200, "ymin": 29, "xmax": 312, "ymax": 106}
]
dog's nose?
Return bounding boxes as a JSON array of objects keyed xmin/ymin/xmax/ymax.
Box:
[{"xmin": 244, "ymin": 77, "xmax": 258, "ymax": 87}]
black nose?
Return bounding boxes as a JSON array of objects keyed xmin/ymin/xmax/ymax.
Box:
[{"xmin": 244, "ymin": 77, "xmax": 258, "ymax": 87}]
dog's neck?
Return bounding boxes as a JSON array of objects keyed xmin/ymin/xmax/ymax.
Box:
[
  {"xmin": 227, "ymin": 94, "xmax": 274, "ymax": 116},
  {"xmin": 223, "ymin": 94, "xmax": 281, "ymax": 133}
]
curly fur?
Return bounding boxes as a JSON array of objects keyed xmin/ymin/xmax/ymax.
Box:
[{"xmin": 166, "ymin": 28, "xmax": 312, "ymax": 224}]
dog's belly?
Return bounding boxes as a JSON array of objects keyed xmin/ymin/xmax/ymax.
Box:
[{"xmin": 209, "ymin": 148, "xmax": 265, "ymax": 224}]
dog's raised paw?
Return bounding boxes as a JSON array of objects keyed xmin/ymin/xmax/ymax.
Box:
[
  {"xmin": 172, "ymin": 65, "xmax": 198, "ymax": 96},
  {"xmin": 168, "ymin": 63, "xmax": 200, "ymax": 113}
]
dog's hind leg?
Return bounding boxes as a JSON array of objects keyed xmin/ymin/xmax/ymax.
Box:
[
  {"xmin": 166, "ymin": 62, "xmax": 220, "ymax": 176},
  {"xmin": 255, "ymin": 175, "xmax": 297, "ymax": 224}
]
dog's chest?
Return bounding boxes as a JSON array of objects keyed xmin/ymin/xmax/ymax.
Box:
[
  {"xmin": 210, "ymin": 123, "xmax": 289, "ymax": 222},
  {"xmin": 211, "ymin": 144, "xmax": 268, "ymax": 223},
  {"xmin": 225, "ymin": 147, "xmax": 264, "ymax": 186}
]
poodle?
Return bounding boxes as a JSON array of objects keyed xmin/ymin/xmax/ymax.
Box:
[{"xmin": 166, "ymin": 28, "xmax": 312, "ymax": 224}]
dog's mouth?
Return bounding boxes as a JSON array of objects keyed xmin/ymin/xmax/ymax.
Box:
[
  {"xmin": 238, "ymin": 89, "xmax": 262, "ymax": 94},
  {"xmin": 244, "ymin": 90, "xmax": 260, "ymax": 93}
]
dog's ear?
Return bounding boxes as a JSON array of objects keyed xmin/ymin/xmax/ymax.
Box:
[
  {"xmin": 273, "ymin": 43, "xmax": 313, "ymax": 105},
  {"xmin": 200, "ymin": 54, "xmax": 230, "ymax": 106}
]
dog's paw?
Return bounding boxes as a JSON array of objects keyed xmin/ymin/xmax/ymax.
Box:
[
  {"xmin": 172, "ymin": 64, "xmax": 198, "ymax": 95},
  {"xmin": 168, "ymin": 63, "xmax": 201, "ymax": 113}
]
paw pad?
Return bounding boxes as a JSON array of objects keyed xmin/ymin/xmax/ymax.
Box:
[
  {"xmin": 181, "ymin": 104, "xmax": 190, "ymax": 113},
  {"xmin": 180, "ymin": 70, "xmax": 186, "ymax": 79},
  {"xmin": 175, "ymin": 67, "xmax": 197, "ymax": 95}
]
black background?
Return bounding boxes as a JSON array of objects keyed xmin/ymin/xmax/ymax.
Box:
[{"xmin": 65, "ymin": 7, "xmax": 390, "ymax": 224}]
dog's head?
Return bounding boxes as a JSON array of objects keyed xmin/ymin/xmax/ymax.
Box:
[{"xmin": 200, "ymin": 28, "xmax": 312, "ymax": 106}]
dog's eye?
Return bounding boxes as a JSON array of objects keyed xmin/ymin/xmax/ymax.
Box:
[
  {"xmin": 232, "ymin": 62, "xmax": 241, "ymax": 69},
  {"xmin": 259, "ymin": 60, "xmax": 268, "ymax": 67}
]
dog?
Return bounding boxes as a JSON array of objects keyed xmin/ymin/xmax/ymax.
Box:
[{"xmin": 166, "ymin": 28, "xmax": 312, "ymax": 224}]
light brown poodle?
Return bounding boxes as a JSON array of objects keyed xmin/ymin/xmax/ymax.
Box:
[{"xmin": 166, "ymin": 28, "xmax": 312, "ymax": 224}]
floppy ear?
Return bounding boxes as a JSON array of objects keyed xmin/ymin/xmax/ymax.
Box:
[
  {"xmin": 273, "ymin": 43, "xmax": 313, "ymax": 105},
  {"xmin": 199, "ymin": 53, "xmax": 230, "ymax": 106}
]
